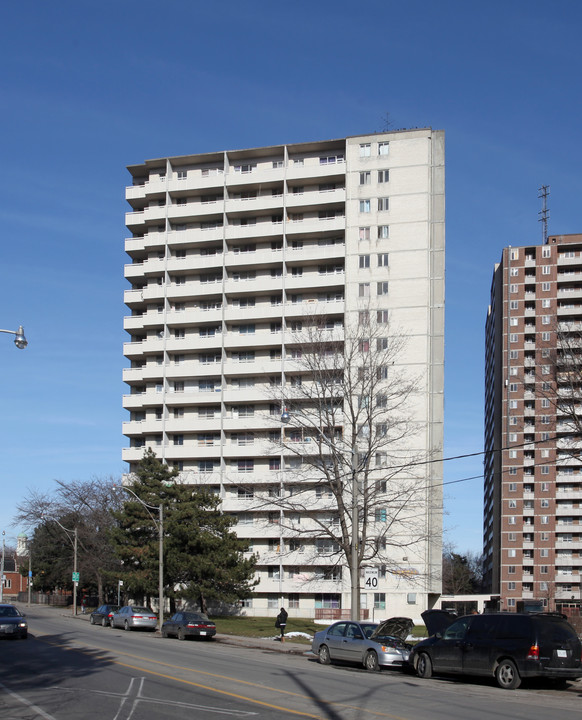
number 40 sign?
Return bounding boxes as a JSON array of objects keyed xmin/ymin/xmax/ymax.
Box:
[{"xmin": 364, "ymin": 567, "xmax": 379, "ymax": 589}]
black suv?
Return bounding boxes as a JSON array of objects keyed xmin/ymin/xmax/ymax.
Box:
[{"xmin": 410, "ymin": 610, "xmax": 582, "ymax": 689}]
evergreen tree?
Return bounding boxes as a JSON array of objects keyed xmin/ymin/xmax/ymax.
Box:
[{"xmin": 111, "ymin": 449, "xmax": 257, "ymax": 612}]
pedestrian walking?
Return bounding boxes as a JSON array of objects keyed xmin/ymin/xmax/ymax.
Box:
[{"xmin": 275, "ymin": 607, "xmax": 288, "ymax": 641}]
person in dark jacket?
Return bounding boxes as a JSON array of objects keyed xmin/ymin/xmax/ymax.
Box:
[{"xmin": 276, "ymin": 607, "xmax": 288, "ymax": 640}]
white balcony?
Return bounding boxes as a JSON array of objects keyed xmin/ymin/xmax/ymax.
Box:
[{"xmin": 126, "ymin": 210, "xmax": 145, "ymax": 228}]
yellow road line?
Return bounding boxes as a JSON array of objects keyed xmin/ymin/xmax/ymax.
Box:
[
  {"xmin": 35, "ymin": 634, "xmax": 410, "ymax": 720},
  {"xmin": 115, "ymin": 660, "xmax": 323, "ymax": 718}
]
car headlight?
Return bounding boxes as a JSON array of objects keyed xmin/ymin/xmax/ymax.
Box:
[
  {"xmin": 18, "ymin": 622, "xmax": 27, "ymax": 628},
  {"xmin": 380, "ymin": 646, "xmax": 399, "ymax": 654}
]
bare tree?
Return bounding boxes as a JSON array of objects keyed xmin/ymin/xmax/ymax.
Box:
[
  {"xmin": 255, "ymin": 313, "xmax": 440, "ymax": 619},
  {"xmin": 442, "ymin": 543, "xmax": 484, "ymax": 595},
  {"xmin": 543, "ymin": 321, "xmax": 582, "ymax": 452},
  {"xmin": 13, "ymin": 477, "xmax": 122, "ymax": 603}
]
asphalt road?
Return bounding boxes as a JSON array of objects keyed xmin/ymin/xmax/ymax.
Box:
[{"xmin": 1, "ymin": 604, "xmax": 581, "ymax": 720}]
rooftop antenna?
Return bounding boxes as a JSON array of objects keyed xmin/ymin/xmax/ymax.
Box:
[{"xmin": 538, "ymin": 185, "xmax": 550, "ymax": 244}]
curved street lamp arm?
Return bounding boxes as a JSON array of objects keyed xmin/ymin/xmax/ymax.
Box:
[{"xmin": 0, "ymin": 326, "xmax": 28, "ymax": 349}]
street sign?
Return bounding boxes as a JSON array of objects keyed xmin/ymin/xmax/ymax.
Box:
[
  {"xmin": 72, "ymin": 572, "xmax": 80, "ymax": 583},
  {"xmin": 118, "ymin": 580, "xmax": 124, "ymax": 586},
  {"xmin": 364, "ymin": 567, "xmax": 379, "ymax": 589}
]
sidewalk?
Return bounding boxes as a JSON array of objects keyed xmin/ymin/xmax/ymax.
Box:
[
  {"xmin": 69, "ymin": 609, "xmax": 311, "ymax": 656},
  {"xmin": 214, "ymin": 633, "xmax": 311, "ymax": 657}
]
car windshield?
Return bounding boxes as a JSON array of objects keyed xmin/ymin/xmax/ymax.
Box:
[
  {"xmin": 132, "ymin": 607, "xmax": 152, "ymax": 614},
  {"xmin": 361, "ymin": 624, "xmax": 377, "ymax": 639},
  {"xmin": 0, "ymin": 607, "xmax": 20, "ymax": 617},
  {"xmin": 184, "ymin": 613, "xmax": 209, "ymax": 622}
]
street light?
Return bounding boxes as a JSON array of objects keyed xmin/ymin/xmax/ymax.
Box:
[
  {"xmin": 0, "ymin": 325, "xmax": 28, "ymax": 349},
  {"xmin": 281, "ymin": 407, "xmax": 361, "ymax": 621},
  {"xmin": 52, "ymin": 520, "xmax": 79, "ymax": 616},
  {"xmin": 113, "ymin": 486, "xmax": 164, "ymax": 631}
]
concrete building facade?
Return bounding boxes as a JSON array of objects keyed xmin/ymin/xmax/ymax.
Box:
[
  {"xmin": 484, "ymin": 233, "xmax": 582, "ymax": 612},
  {"xmin": 122, "ymin": 129, "xmax": 445, "ymax": 618}
]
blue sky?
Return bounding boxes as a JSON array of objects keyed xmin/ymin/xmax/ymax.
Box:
[{"xmin": 1, "ymin": 1, "xmax": 581, "ymax": 554}]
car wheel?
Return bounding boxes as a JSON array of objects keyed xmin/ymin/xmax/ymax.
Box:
[
  {"xmin": 495, "ymin": 659, "xmax": 521, "ymax": 690},
  {"xmin": 124, "ymin": 620, "xmax": 131, "ymax": 632},
  {"xmin": 102, "ymin": 617, "xmax": 108, "ymax": 627},
  {"xmin": 416, "ymin": 653, "xmax": 433, "ymax": 679},
  {"xmin": 318, "ymin": 645, "xmax": 331, "ymax": 665},
  {"xmin": 178, "ymin": 628, "xmax": 186, "ymax": 641},
  {"xmin": 90, "ymin": 616, "xmax": 95, "ymax": 625},
  {"xmin": 162, "ymin": 628, "xmax": 168, "ymax": 638},
  {"xmin": 364, "ymin": 650, "xmax": 380, "ymax": 672},
  {"xmin": 110, "ymin": 618, "xmax": 115, "ymax": 628}
]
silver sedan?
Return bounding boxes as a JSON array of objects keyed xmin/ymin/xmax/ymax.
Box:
[
  {"xmin": 311, "ymin": 618, "xmax": 413, "ymax": 671},
  {"xmin": 110, "ymin": 605, "xmax": 157, "ymax": 631}
]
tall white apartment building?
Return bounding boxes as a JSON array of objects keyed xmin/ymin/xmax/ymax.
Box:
[{"xmin": 122, "ymin": 129, "xmax": 445, "ymax": 618}]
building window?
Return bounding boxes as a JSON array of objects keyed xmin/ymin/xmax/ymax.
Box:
[
  {"xmin": 359, "ymin": 283, "xmax": 370, "ymax": 297},
  {"xmin": 374, "ymin": 593, "xmax": 386, "ymax": 609},
  {"xmin": 378, "ymin": 142, "xmax": 389, "ymax": 155},
  {"xmin": 198, "ymin": 461, "xmax": 214, "ymax": 473},
  {"xmin": 542, "ymin": 266, "xmax": 551, "ymax": 275},
  {"xmin": 378, "ymin": 197, "xmax": 389, "ymax": 211},
  {"xmin": 237, "ymin": 460, "xmax": 254, "ymax": 473},
  {"xmin": 378, "ymin": 225, "xmax": 389, "ymax": 239},
  {"xmin": 509, "ymin": 350, "xmax": 518, "ymax": 360},
  {"xmin": 359, "ymin": 255, "xmax": 370, "ymax": 269},
  {"xmin": 508, "ymin": 582, "xmax": 516, "ymax": 590},
  {"xmin": 542, "ymin": 282, "xmax": 550, "ymax": 291},
  {"xmin": 508, "ymin": 565, "xmax": 516, "ymax": 574},
  {"xmin": 359, "ymin": 171, "xmax": 371, "ymax": 185},
  {"xmin": 359, "ymin": 227, "xmax": 371, "ymax": 241},
  {"xmin": 378, "ymin": 170, "xmax": 389, "ymax": 183},
  {"xmin": 378, "ymin": 253, "xmax": 389, "ymax": 267},
  {"xmin": 540, "ymin": 565, "xmax": 548, "ymax": 574},
  {"xmin": 173, "ymin": 434, "xmax": 184, "ymax": 446},
  {"xmin": 510, "ymin": 300, "xmax": 519, "ymax": 310},
  {"xmin": 359, "ymin": 199, "xmax": 371, "ymax": 213},
  {"xmin": 377, "ymin": 282, "xmax": 388, "ymax": 296},
  {"xmin": 377, "ymin": 310, "xmax": 388, "ymax": 324},
  {"xmin": 359, "ymin": 143, "xmax": 371, "ymax": 157},
  {"xmin": 288, "ymin": 594, "xmax": 299, "ymax": 609}
]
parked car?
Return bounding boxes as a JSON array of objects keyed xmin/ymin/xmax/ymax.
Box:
[
  {"xmin": 0, "ymin": 604, "xmax": 28, "ymax": 639},
  {"xmin": 311, "ymin": 617, "xmax": 413, "ymax": 671},
  {"xmin": 90, "ymin": 604, "xmax": 120, "ymax": 627},
  {"xmin": 410, "ymin": 609, "xmax": 582, "ymax": 689},
  {"xmin": 162, "ymin": 612, "xmax": 216, "ymax": 641},
  {"xmin": 110, "ymin": 605, "xmax": 157, "ymax": 631}
]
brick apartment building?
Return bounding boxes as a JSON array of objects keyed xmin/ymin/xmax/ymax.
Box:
[{"xmin": 484, "ymin": 233, "xmax": 582, "ymax": 612}]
